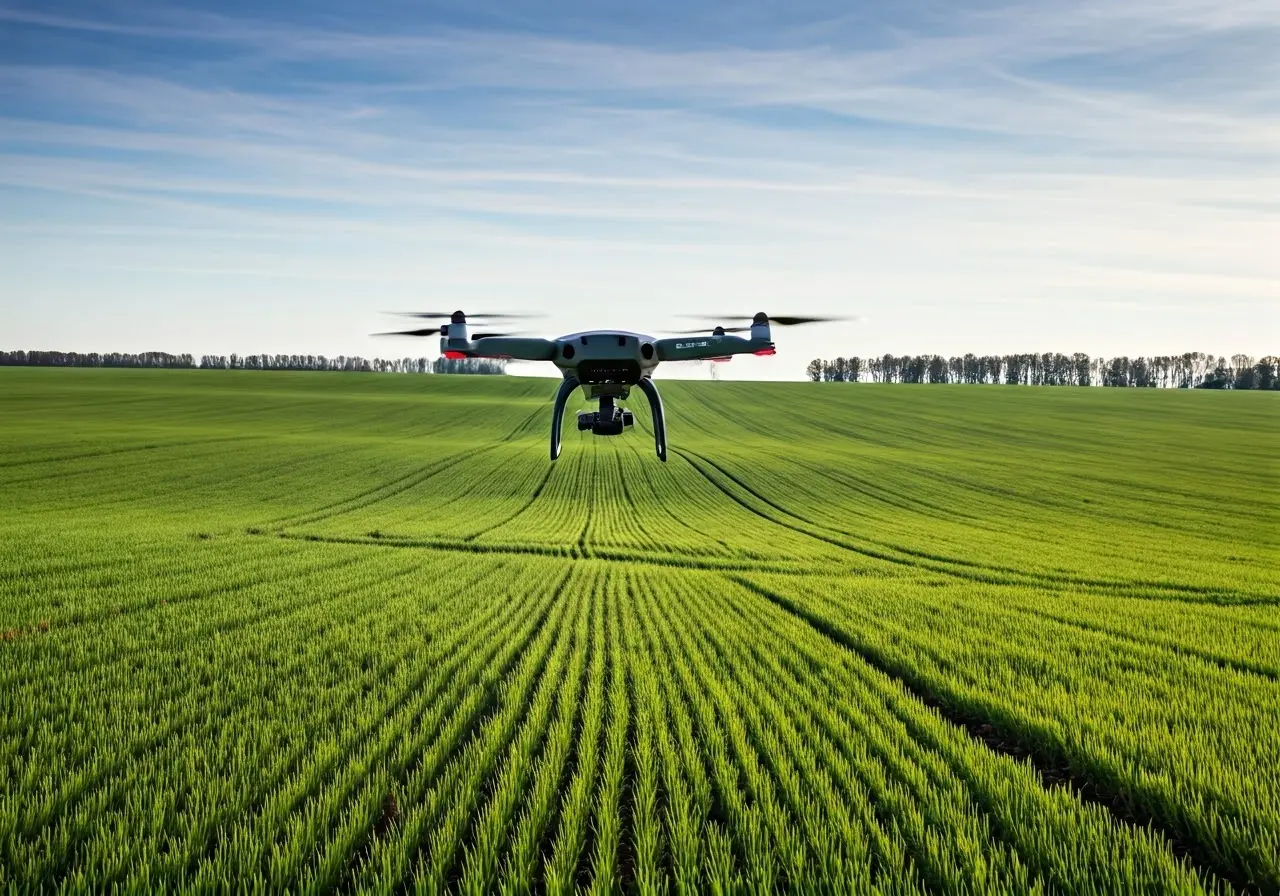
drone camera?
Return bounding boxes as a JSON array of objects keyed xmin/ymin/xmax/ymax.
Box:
[{"xmin": 577, "ymin": 406, "xmax": 634, "ymax": 436}]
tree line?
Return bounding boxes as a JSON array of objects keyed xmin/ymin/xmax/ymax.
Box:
[
  {"xmin": 806, "ymin": 353, "xmax": 1278, "ymax": 389},
  {"xmin": 0, "ymin": 351, "xmax": 507, "ymax": 376}
]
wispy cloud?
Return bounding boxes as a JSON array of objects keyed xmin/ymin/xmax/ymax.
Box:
[{"xmin": 0, "ymin": 0, "xmax": 1275, "ymax": 362}]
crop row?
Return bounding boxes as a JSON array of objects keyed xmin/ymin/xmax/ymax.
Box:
[
  {"xmin": 0, "ymin": 544, "xmax": 570, "ymax": 890},
  {"xmin": 2, "ymin": 370, "xmax": 1275, "ymax": 893},
  {"xmin": 741, "ymin": 571, "xmax": 1280, "ymax": 890},
  {"xmin": 6, "ymin": 548, "xmax": 1237, "ymax": 893}
]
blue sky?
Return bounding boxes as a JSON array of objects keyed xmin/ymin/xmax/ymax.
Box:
[{"xmin": 1, "ymin": 0, "xmax": 1275, "ymax": 377}]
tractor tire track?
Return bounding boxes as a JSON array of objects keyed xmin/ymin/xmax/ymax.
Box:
[
  {"xmin": 673, "ymin": 448, "xmax": 934, "ymax": 573},
  {"xmin": 576, "ymin": 445, "xmax": 597, "ymax": 559},
  {"xmin": 461, "ymin": 463, "xmax": 555, "ymax": 543},
  {"xmin": 266, "ymin": 531, "xmax": 819, "ymax": 574},
  {"xmin": 704, "ymin": 576, "xmax": 1023, "ymax": 893},
  {"xmin": 0, "ymin": 441, "xmax": 266, "ymax": 488},
  {"xmin": 266, "ymin": 447, "xmax": 496, "ymax": 530},
  {"xmin": 681, "ymin": 446, "xmax": 1050, "ymax": 576},
  {"xmin": 780, "ymin": 454, "xmax": 985, "ymax": 524},
  {"xmin": 623, "ymin": 441, "xmax": 736, "ymax": 558},
  {"xmin": 0, "ymin": 435, "xmax": 256, "ymax": 470},
  {"xmin": 735, "ymin": 576, "xmax": 1261, "ymax": 896},
  {"xmin": 256, "ymin": 402, "xmax": 539, "ymax": 534},
  {"xmin": 500, "ymin": 403, "xmax": 547, "ymax": 443},
  {"xmin": 678, "ymin": 447, "xmax": 1274, "ymax": 605},
  {"xmin": 999, "ymin": 599, "xmax": 1280, "ymax": 683}
]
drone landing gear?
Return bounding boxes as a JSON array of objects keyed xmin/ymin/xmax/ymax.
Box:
[
  {"xmin": 550, "ymin": 375, "xmax": 580, "ymax": 461},
  {"xmin": 636, "ymin": 376, "xmax": 667, "ymax": 462},
  {"xmin": 550, "ymin": 376, "xmax": 667, "ymax": 462}
]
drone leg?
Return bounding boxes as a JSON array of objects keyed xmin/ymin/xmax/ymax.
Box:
[
  {"xmin": 550, "ymin": 375, "xmax": 580, "ymax": 461},
  {"xmin": 636, "ymin": 376, "xmax": 667, "ymax": 462}
]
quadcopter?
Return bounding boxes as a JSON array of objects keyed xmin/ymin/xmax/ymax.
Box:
[{"xmin": 378, "ymin": 310, "xmax": 840, "ymax": 461}]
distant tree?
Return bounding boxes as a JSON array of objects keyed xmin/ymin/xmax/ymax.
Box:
[
  {"xmin": 925, "ymin": 355, "xmax": 946, "ymax": 383},
  {"xmin": 1254, "ymin": 357, "xmax": 1278, "ymax": 390},
  {"xmin": 879, "ymin": 354, "xmax": 897, "ymax": 383},
  {"xmin": 1072, "ymin": 353, "xmax": 1091, "ymax": 387},
  {"xmin": 1233, "ymin": 365, "xmax": 1257, "ymax": 390},
  {"xmin": 1104, "ymin": 357, "xmax": 1128, "ymax": 387},
  {"xmin": 432, "ymin": 357, "xmax": 507, "ymax": 375},
  {"xmin": 1130, "ymin": 357, "xmax": 1153, "ymax": 388},
  {"xmin": 1004, "ymin": 356, "xmax": 1021, "ymax": 386},
  {"xmin": 898, "ymin": 356, "xmax": 922, "ymax": 384},
  {"xmin": 1198, "ymin": 362, "xmax": 1233, "ymax": 389},
  {"xmin": 796, "ymin": 350, "xmax": 1276, "ymax": 388},
  {"xmin": 0, "ymin": 350, "xmax": 499, "ymax": 374},
  {"xmin": 985, "ymin": 356, "xmax": 1001, "ymax": 385}
]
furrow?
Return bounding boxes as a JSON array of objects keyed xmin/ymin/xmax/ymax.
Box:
[{"xmin": 737, "ymin": 576, "xmax": 1251, "ymax": 895}]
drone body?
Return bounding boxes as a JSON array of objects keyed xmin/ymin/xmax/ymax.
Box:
[{"xmin": 381, "ymin": 310, "xmax": 833, "ymax": 462}]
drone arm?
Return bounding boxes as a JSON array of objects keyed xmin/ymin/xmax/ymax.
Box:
[
  {"xmin": 550, "ymin": 375, "xmax": 580, "ymax": 461},
  {"xmin": 635, "ymin": 376, "xmax": 667, "ymax": 462},
  {"xmin": 654, "ymin": 335, "xmax": 774, "ymax": 362},
  {"xmin": 441, "ymin": 336, "xmax": 558, "ymax": 362}
]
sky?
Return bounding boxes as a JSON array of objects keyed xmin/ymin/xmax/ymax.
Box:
[{"xmin": 0, "ymin": 0, "xmax": 1276, "ymax": 379}]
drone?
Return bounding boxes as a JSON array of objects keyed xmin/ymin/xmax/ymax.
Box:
[{"xmin": 377, "ymin": 310, "xmax": 841, "ymax": 461}]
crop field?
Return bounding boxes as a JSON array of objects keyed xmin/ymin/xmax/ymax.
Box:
[{"xmin": 0, "ymin": 367, "xmax": 1276, "ymax": 894}]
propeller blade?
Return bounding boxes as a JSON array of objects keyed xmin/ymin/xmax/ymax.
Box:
[
  {"xmin": 373, "ymin": 328, "xmax": 441, "ymax": 337},
  {"xmin": 470, "ymin": 332, "xmax": 520, "ymax": 340},
  {"xmin": 677, "ymin": 313, "xmax": 852, "ymax": 328},
  {"xmin": 392, "ymin": 311, "xmax": 543, "ymax": 320},
  {"xmin": 671, "ymin": 327, "xmax": 750, "ymax": 334},
  {"xmin": 770, "ymin": 315, "xmax": 849, "ymax": 327}
]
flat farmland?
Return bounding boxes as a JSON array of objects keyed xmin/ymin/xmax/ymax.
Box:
[{"xmin": 1, "ymin": 368, "xmax": 1276, "ymax": 894}]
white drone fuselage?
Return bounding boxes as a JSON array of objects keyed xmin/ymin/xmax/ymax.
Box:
[
  {"xmin": 441, "ymin": 324, "xmax": 775, "ymax": 401},
  {"xmin": 436, "ymin": 316, "xmax": 779, "ymax": 462}
]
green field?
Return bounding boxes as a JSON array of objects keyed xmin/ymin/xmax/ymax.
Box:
[{"xmin": 1, "ymin": 368, "xmax": 1276, "ymax": 894}]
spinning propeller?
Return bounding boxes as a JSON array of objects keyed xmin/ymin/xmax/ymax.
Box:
[
  {"xmin": 672, "ymin": 312, "xmax": 851, "ymax": 335},
  {"xmin": 374, "ymin": 310, "xmax": 541, "ymax": 340}
]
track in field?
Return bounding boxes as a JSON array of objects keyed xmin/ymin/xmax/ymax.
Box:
[{"xmin": 1, "ymin": 370, "xmax": 1276, "ymax": 893}]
